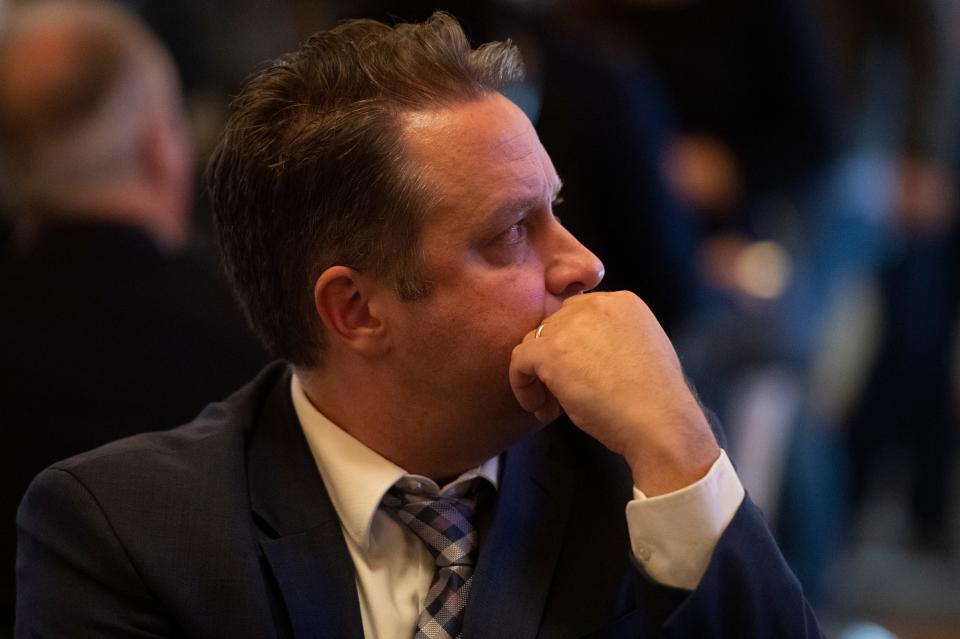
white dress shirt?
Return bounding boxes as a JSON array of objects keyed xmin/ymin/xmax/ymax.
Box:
[{"xmin": 291, "ymin": 375, "xmax": 744, "ymax": 639}]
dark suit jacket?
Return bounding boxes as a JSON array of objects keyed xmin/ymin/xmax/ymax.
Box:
[{"xmin": 16, "ymin": 363, "xmax": 823, "ymax": 638}]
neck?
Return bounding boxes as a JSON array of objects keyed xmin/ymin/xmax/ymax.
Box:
[{"xmin": 296, "ymin": 364, "xmax": 529, "ymax": 482}]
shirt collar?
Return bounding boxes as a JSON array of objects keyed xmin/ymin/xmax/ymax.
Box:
[{"xmin": 290, "ymin": 374, "xmax": 499, "ymax": 550}]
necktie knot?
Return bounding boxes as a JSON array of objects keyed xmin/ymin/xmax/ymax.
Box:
[{"xmin": 382, "ymin": 484, "xmax": 480, "ymax": 568}]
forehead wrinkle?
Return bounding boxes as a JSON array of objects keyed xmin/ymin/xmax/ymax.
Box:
[
  {"xmin": 492, "ymin": 128, "xmax": 536, "ymax": 158},
  {"xmin": 399, "ymin": 95, "xmax": 557, "ymax": 243},
  {"xmin": 468, "ymin": 126, "xmax": 558, "ymax": 212}
]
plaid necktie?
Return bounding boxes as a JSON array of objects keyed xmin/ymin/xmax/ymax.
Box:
[{"xmin": 382, "ymin": 479, "xmax": 482, "ymax": 639}]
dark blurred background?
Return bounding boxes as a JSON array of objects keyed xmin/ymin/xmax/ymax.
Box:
[{"xmin": 1, "ymin": 1, "xmax": 958, "ymax": 637}]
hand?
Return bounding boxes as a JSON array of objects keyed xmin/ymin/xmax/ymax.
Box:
[{"xmin": 509, "ymin": 292, "xmax": 720, "ymax": 495}]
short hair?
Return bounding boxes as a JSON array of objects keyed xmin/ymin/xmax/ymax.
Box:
[
  {"xmin": 207, "ymin": 12, "xmax": 523, "ymax": 367},
  {"xmin": 0, "ymin": 0, "xmax": 181, "ymax": 209}
]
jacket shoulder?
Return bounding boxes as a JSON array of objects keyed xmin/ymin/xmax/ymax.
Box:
[
  {"xmin": 16, "ymin": 363, "xmax": 292, "ymax": 638},
  {"xmin": 49, "ymin": 361, "xmax": 290, "ymax": 485}
]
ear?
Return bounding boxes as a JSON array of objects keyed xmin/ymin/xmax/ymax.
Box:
[
  {"xmin": 314, "ymin": 266, "xmax": 390, "ymax": 357},
  {"xmin": 142, "ymin": 115, "xmax": 174, "ymax": 189},
  {"xmin": 136, "ymin": 115, "xmax": 191, "ymax": 248}
]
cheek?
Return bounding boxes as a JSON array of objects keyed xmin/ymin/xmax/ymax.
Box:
[
  {"xmin": 422, "ymin": 266, "xmax": 547, "ymax": 353},
  {"xmin": 503, "ymin": 278, "xmax": 548, "ymax": 328},
  {"xmin": 472, "ymin": 289, "xmax": 545, "ymax": 362}
]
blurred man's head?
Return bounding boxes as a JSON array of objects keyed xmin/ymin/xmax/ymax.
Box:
[{"xmin": 0, "ymin": 0, "xmax": 191, "ymax": 247}]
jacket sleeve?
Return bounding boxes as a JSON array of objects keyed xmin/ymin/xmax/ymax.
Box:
[
  {"xmin": 641, "ymin": 496, "xmax": 826, "ymax": 638},
  {"xmin": 15, "ymin": 467, "xmax": 177, "ymax": 638}
]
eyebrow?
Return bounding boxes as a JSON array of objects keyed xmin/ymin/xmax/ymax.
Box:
[{"xmin": 490, "ymin": 179, "xmax": 564, "ymax": 222}]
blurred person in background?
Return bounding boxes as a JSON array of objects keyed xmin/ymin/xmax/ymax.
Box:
[
  {"xmin": 0, "ymin": 0, "xmax": 267, "ymax": 631},
  {"xmin": 808, "ymin": 0, "xmax": 960, "ymax": 556},
  {"xmin": 764, "ymin": 3, "xmax": 960, "ymax": 632},
  {"xmin": 595, "ymin": 0, "xmax": 959, "ymax": 618},
  {"xmin": 697, "ymin": 0, "xmax": 960, "ymax": 625}
]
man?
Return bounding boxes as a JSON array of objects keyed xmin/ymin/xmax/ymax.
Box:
[
  {"xmin": 0, "ymin": 0, "xmax": 266, "ymax": 630},
  {"xmin": 16, "ymin": 12, "xmax": 823, "ymax": 638}
]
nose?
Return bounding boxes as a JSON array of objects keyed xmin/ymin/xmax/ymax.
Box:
[{"xmin": 545, "ymin": 223, "xmax": 605, "ymax": 298}]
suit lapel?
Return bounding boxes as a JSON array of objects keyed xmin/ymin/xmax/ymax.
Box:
[
  {"xmin": 247, "ymin": 370, "xmax": 364, "ymax": 639},
  {"xmin": 463, "ymin": 421, "xmax": 578, "ymax": 639}
]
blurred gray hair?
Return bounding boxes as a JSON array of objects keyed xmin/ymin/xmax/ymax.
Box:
[{"xmin": 0, "ymin": 0, "xmax": 183, "ymax": 210}]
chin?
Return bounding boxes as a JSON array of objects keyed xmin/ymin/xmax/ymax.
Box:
[
  {"xmin": 493, "ymin": 406, "xmax": 550, "ymax": 450},
  {"xmin": 461, "ymin": 384, "xmax": 549, "ymax": 453}
]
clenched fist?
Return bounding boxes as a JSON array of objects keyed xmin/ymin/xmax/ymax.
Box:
[{"xmin": 510, "ymin": 292, "xmax": 720, "ymax": 496}]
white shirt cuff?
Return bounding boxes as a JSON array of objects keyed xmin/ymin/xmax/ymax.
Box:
[{"xmin": 625, "ymin": 449, "xmax": 745, "ymax": 591}]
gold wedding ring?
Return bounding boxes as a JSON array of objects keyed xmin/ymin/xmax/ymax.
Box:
[{"xmin": 535, "ymin": 323, "xmax": 545, "ymax": 339}]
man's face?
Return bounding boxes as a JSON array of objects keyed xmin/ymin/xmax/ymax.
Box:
[{"xmin": 379, "ymin": 93, "xmax": 604, "ymax": 456}]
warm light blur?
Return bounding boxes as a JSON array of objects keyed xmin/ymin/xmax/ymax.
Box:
[{"xmin": 734, "ymin": 241, "xmax": 793, "ymax": 300}]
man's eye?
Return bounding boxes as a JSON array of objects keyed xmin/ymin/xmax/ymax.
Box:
[
  {"xmin": 498, "ymin": 222, "xmax": 527, "ymax": 245},
  {"xmin": 482, "ymin": 219, "xmax": 530, "ymax": 265}
]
